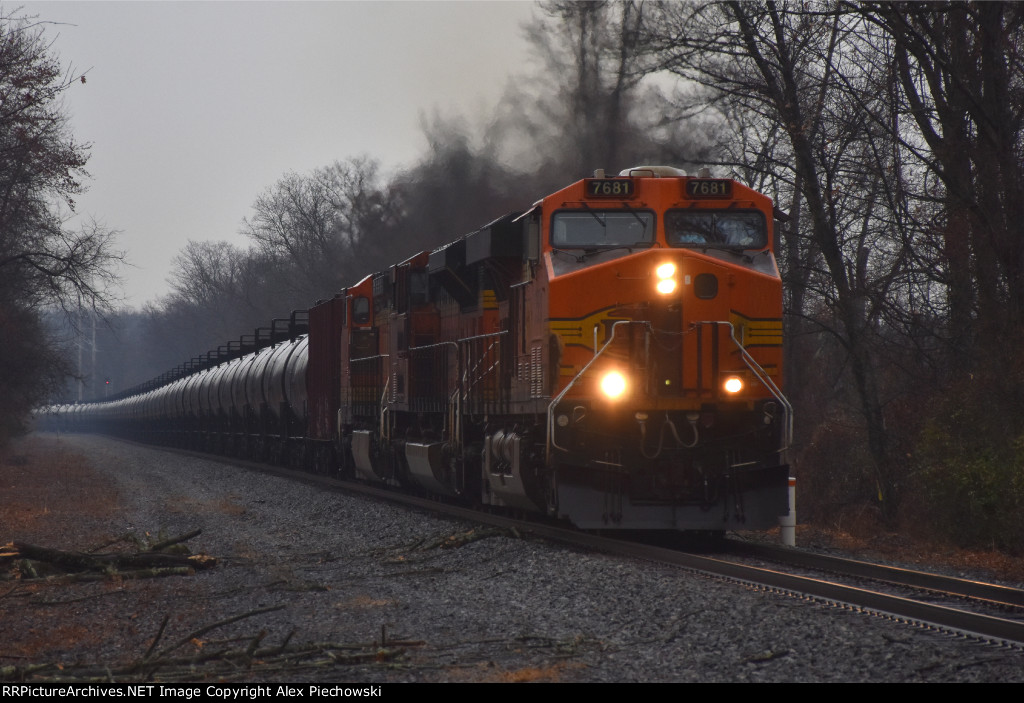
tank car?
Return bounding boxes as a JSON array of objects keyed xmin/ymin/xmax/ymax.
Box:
[{"xmin": 42, "ymin": 167, "xmax": 792, "ymax": 533}]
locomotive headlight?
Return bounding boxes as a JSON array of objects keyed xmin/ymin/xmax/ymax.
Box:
[
  {"xmin": 655, "ymin": 262, "xmax": 677, "ymax": 295},
  {"xmin": 600, "ymin": 371, "xmax": 628, "ymax": 399},
  {"xmin": 723, "ymin": 375, "xmax": 744, "ymax": 394}
]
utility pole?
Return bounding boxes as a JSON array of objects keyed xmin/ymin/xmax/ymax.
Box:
[
  {"xmin": 76, "ymin": 307, "xmax": 99, "ymax": 402},
  {"xmin": 77, "ymin": 318, "xmax": 83, "ymax": 402},
  {"xmin": 91, "ymin": 310, "xmax": 97, "ymax": 400}
]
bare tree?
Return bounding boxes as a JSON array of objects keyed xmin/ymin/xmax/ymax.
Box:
[
  {"xmin": 0, "ymin": 11, "xmax": 122, "ymax": 439},
  {"xmin": 169, "ymin": 241, "xmax": 247, "ymax": 309},
  {"xmin": 859, "ymin": 3, "xmax": 1024, "ymax": 364},
  {"xmin": 497, "ymin": 0, "xmax": 678, "ymax": 182},
  {"xmin": 240, "ymin": 157, "xmax": 396, "ymax": 297},
  {"xmin": 0, "ymin": 13, "xmax": 122, "ymax": 313},
  {"xmin": 641, "ymin": 1, "xmax": 932, "ymax": 518}
]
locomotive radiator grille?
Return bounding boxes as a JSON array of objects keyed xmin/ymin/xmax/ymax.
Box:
[
  {"xmin": 408, "ymin": 345, "xmax": 449, "ymax": 413},
  {"xmin": 530, "ymin": 344, "xmax": 543, "ymax": 398}
]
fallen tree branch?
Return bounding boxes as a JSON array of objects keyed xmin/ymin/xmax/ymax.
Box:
[
  {"xmin": 2, "ymin": 629, "xmax": 413, "ymax": 683},
  {"xmin": 148, "ymin": 529, "xmax": 203, "ymax": 552},
  {"xmin": 13, "ymin": 542, "xmax": 216, "ymax": 573},
  {"xmin": 420, "ymin": 526, "xmax": 517, "ymax": 550},
  {"xmin": 144, "ymin": 615, "xmax": 170, "ymax": 660},
  {"xmin": 154, "ymin": 605, "xmax": 287, "ymax": 658},
  {"xmin": 8, "ymin": 531, "xmax": 216, "ymax": 584}
]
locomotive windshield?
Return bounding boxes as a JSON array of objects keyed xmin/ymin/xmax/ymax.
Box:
[
  {"xmin": 665, "ymin": 210, "xmax": 767, "ymax": 250},
  {"xmin": 552, "ymin": 210, "xmax": 655, "ymax": 249}
]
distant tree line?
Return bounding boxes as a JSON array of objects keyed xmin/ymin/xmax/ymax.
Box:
[{"xmin": 11, "ymin": 2, "xmax": 1024, "ymax": 550}]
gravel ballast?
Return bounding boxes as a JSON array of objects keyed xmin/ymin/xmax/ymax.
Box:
[{"xmin": 3, "ymin": 433, "xmax": 1023, "ymax": 682}]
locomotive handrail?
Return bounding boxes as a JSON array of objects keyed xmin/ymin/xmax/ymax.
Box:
[
  {"xmin": 464, "ymin": 340, "xmax": 501, "ymax": 393},
  {"xmin": 408, "ymin": 340, "xmax": 462, "ymax": 448},
  {"xmin": 454, "ymin": 330, "xmax": 508, "ymax": 345},
  {"xmin": 546, "ymin": 319, "xmax": 793, "ymax": 462},
  {"xmin": 406, "ymin": 332, "xmax": 508, "ymax": 450},
  {"xmin": 380, "ymin": 375, "xmax": 390, "ymax": 444},
  {"xmin": 547, "ymin": 320, "xmax": 649, "ymax": 462},
  {"xmin": 349, "ymin": 354, "xmax": 389, "ymax": 422},
  {"xmin": 407, "ymin": 341, "xmax": 460, "ymax": 440},
  {"xmin": 458, "ymin": 331, "xmax": 507, "ymax": 402},
  {"xmin": 696, "ymin": 320, "xmax": 793, "ymax": 455},
  {"xmin": 349, "ymin": 353, "xmax": 390, "ymax": 363},
  {"xmin": 407, "ymin": 341, "xmax": 457, "ymax": 353}
]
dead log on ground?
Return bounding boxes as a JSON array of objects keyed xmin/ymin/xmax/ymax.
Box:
[
  {"xmin": 13, "ymin": 542, "xmax": 216, "ymax": 572},
  {"xmin": 6, "ymin": 531, "xmax": 215, "ymax": 582}
]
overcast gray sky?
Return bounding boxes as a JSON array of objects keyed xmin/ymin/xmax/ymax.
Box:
[{"xmin": 19, "ymin": 1, "xmax": 536, "ymax": 307}]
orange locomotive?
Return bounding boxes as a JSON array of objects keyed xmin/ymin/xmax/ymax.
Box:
[{"xmin": 314, "ymin": 166, "xmax": 791, "ymax": 531}]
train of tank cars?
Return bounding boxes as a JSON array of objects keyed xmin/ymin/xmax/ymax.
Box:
[{"xmin": 41, "ymin": 166, "xmax": 793, "ymax": 533}]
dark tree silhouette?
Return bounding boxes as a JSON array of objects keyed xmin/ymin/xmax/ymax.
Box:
[{"xmin": 0, "ymin": 12, "xmax": 121, "ymax": 442}]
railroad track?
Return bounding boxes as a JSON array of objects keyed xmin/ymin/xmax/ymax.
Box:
[
  {"xmin": 723, "ymin": 540, "xmax": 1024, "ymax": 610},
  {"xmin": 707, "ymin": 540, "xmax": 1024, "ymax": 646},
  {"xmin": 115, "ymin": 438, "xmax": 1024, "ymax": 649}
]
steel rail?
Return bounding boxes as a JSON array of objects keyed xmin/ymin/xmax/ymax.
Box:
[{"xmin": 724, "ymin": 540, "xmax": 1024, "ymax": 610}]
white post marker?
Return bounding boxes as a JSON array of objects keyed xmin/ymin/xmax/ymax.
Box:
[{"xmin": 779, "ymin": 476, "xmax": 796, "ymax": 546}]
